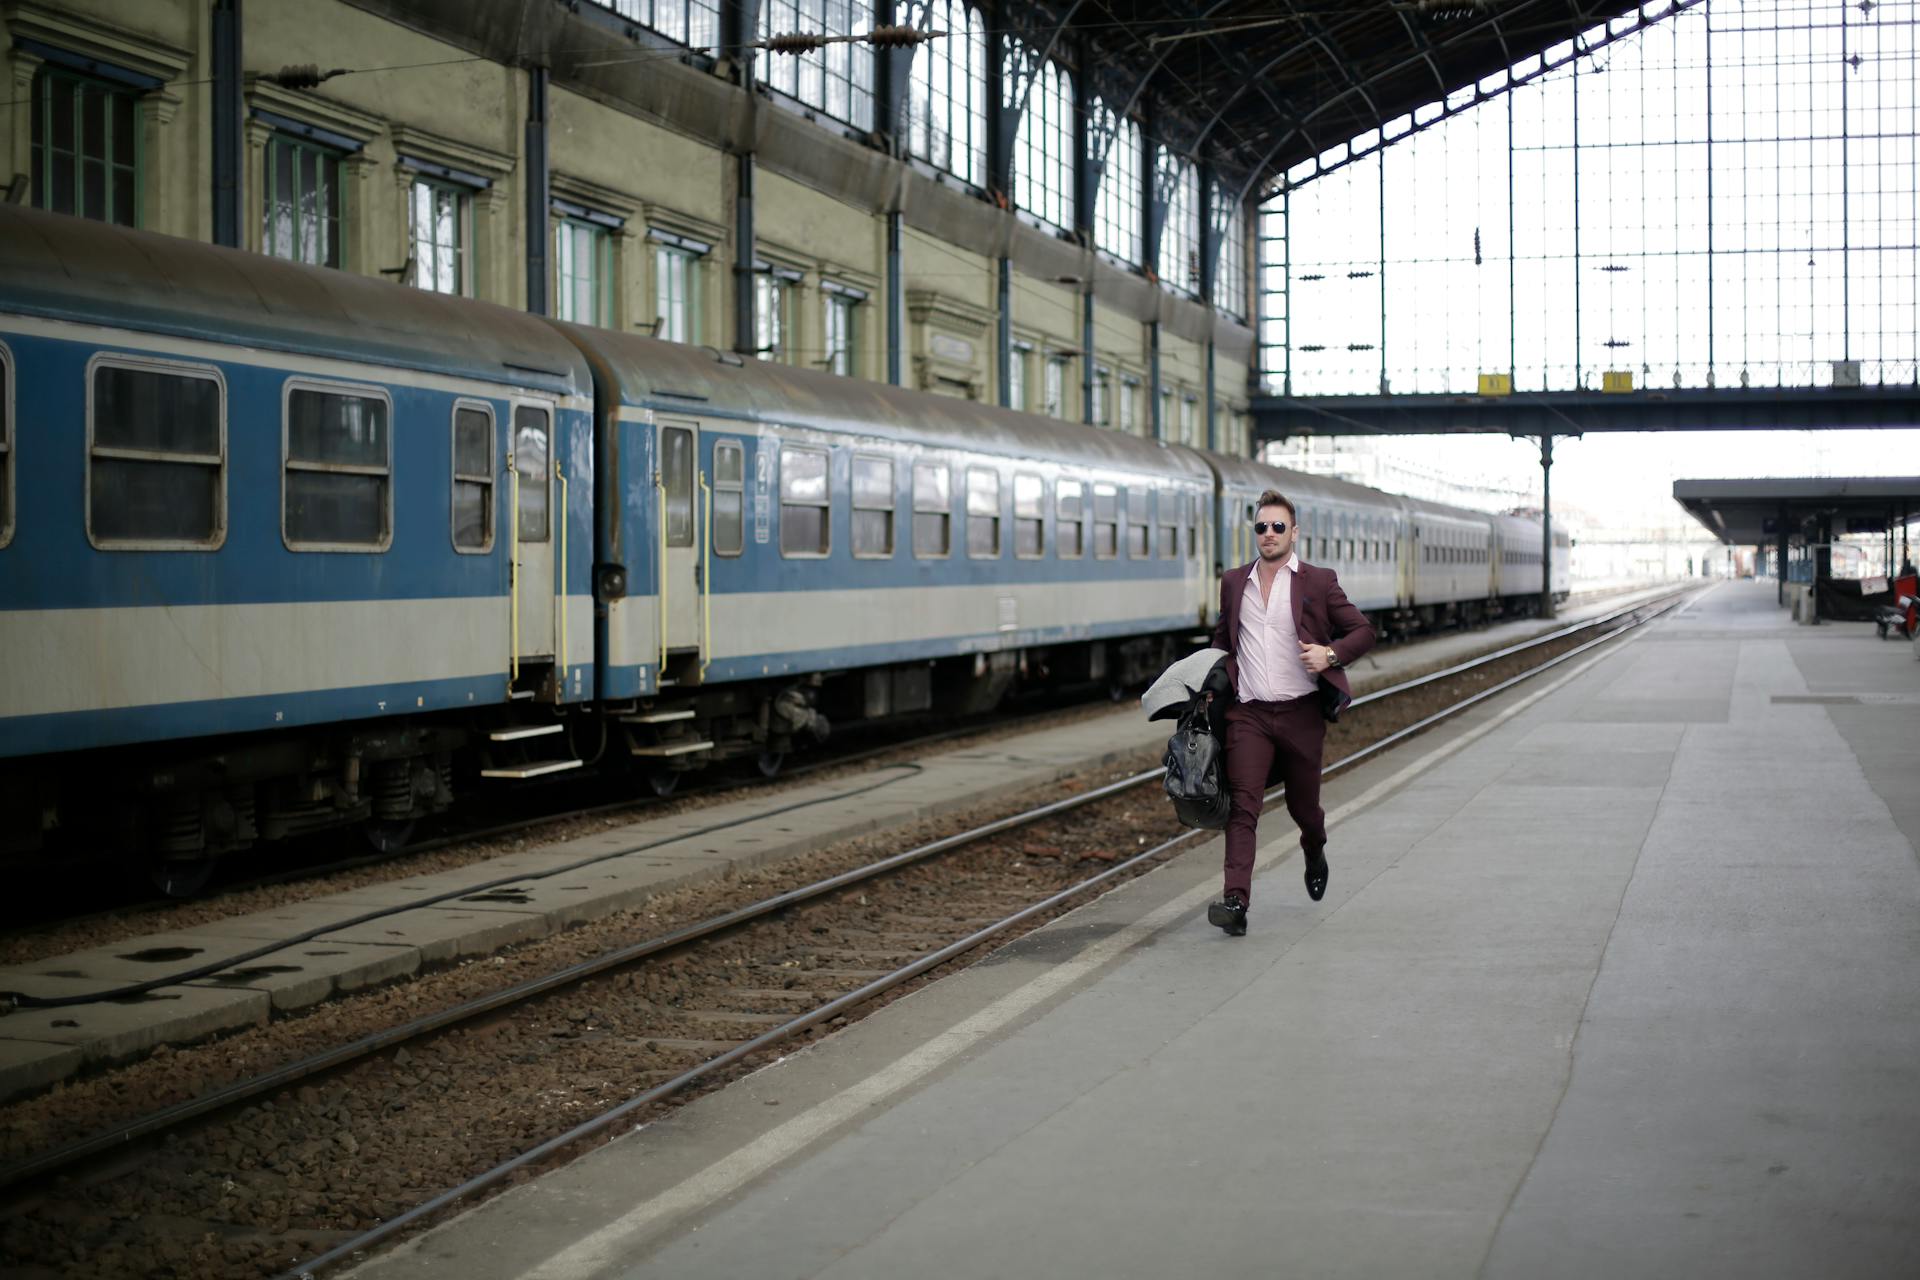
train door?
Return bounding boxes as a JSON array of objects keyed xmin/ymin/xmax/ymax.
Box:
[
  {"xmin": 658, "ymin": 418, "xmax": 702, "ymax": 672},
  {"xmin": 512, "ymin": 400, "xmax": 558, "ymax": 675}
]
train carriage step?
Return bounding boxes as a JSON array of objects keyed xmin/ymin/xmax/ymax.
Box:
[
  {"xmin": 628, "ymin": 739, "xmax": 715, "ymax": 758},
  {"xmin": 621, "ymin": 710, "xmax": 696, "ymax": 724},
  {"xmin": 489, "ymin": 724, "xmax": 566, "ymax": 741},
  {"xmin": 480, "ymin": 759, "xmax": 585, "ymax": 779}
]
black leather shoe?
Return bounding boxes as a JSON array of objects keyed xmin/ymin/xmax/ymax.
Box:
[
  {"xmin": 1304, "ymin": 849, "xmax": 1329, "ymax": 902},
  {"xmin": 1207, "ymin": 893, "xmax": 1248, "ymax": 936}
]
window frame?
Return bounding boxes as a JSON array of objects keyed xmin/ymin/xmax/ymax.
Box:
[
  {"xmin": 1013, "ymin": 472, "xmax": 1045, "ymax": 560},
  {"xmin": 966, "ymin": 466, "xmax": 1002, "ymax": 560},
  {"xmin": 0, "ymin": 342, "xmax": 11, "ymax": 549},
  {"xmin": 823, "ymin": 286, "xmax": 863, "ymax": 378},
  {"xmin": 712, "ymin": 437, "xmax": 746, "ymax": 557},
  {"xmin": 1008, "ymin": 342, "xmax": 1032, "ymax": 412},
  {"xmin": 280, "ymin": 375, "xmax": 395, "ymax": 553},
  {"xmin": 31, "ymin": 65, "xmax": 141, "ymax": 226},
  {"xmin": 754, "ymin": 266, "xmax": 799, "ymax": 364},
  {"xmin": 652, "ymin": 236, "xmax": 706, "ymax": 344},
  {"xmin": 1157, "ymin": 490, "xmax": 1179, "ymax": 559},
  {"xmin": 554, "ymin": 215, "xmax": 613, "ymax": 328},
  {"xmin": 514, "ymin": 402, "xmax": 555, "ymax": 545},
  {"xmin": 450, "ymin": 398, "xmax": 496, "ymax": 555},
  {"xmin": 264, "ymin": 131, "xmax": 344, "ymax": 268},
  {"xmin": 660, "ymin": 423, "xmax": 699, "ymax": 550},
  {"xmin": 912, "ymin": 459, "xmax": 953, "ymax": 559},
  {"xmin": 1013, "ymin": 53, "xmax": 1075, "ymax": 232},
  {"xmin": 778, "ymin": 443, "xmax": 831, "ymax": 559},
  {"xmin": 850, "ymin": 452, "xmax": 896, "ymax": 559},
  {"xmin": 1125, "ymin": 485, "xmax": 1149, "ymax": 559},
  {"xmin": 757, "ymin": 0, "xmax": 878, "ymax": 132},
  {"xmin": 409, "ymin": 177, "xmax": 472, "ymax": 297},
  {"xmin": 905, "ymin": 0, "xmax": 988, "ymax": 185},
  {"xmin": 1092, "ymin": 482, "xmax": 1119, "ymax": 560},
  {"xmin": 85, "ymin": 351, "xmax": 227, "ymax": 552},
  {"xmin": 1093, "ymin": 107, "xmax": 1143, "ymax": 267},
  {"xmin": 1055, "ymin": 478, "xmax": 1084, "ymax": 559},
  {"xmin": 1043, "ymin": 353, "xmax": 1069, "ymax": 419}
]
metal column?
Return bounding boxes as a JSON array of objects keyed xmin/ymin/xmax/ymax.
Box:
[
  {"xmin": 727, "ymin": 0, "xmax": 758, "ymax": 357},
  {"xmin": 733, "ymin": 159, "xmax": 756, "ymax": 357},
  {"xmin": 524, "ymin": 65, "xmax": 550, "ymax": 316},
  {"xmin": 1776, "ymin": 507, "xmax": 1789, "ymax": 607},
  {"xmin": 211, "ymin": 0, "xmax": 242, "ymax": 248},
  {"xmin": 876, "ymin": 1, "xmax": 913, "ymax": 386},
  {"xmin": 1539, "ymin": 433, "xmax": 1554, "ymax": 620},
  {"xmin": 997, "ymin": 258, "xmax": 1012, "ymax": 407},
  {"xmin": 888, "ymin": 215, "xmax": 904, "ymax": 385},
  {"xmin": 1204, "ymin": 339, "xmax": 1217, "ymax": 452},
  {"xmin": 1149, "ymin": 321, "xmax": 1163, "ymax": 441}
]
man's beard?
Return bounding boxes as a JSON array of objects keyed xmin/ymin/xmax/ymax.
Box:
[{"xmin": 1259, "ymin": 542, "xmax": 1288, "ymax": 561}]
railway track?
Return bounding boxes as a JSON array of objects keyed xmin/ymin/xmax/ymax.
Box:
[{"xmin": 0, "ymin": 588, "xmax": 1694, "ymax": 1280}]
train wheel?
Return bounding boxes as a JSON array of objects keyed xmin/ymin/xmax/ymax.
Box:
[
  {"xmin": 150, "ymin": 856, "xmax": 219, "ymax": 898},
  {"xmin": 646, "ymin": 768, "xmax": 680, "ymax": 798},
  {"xmin": 756, "ymin": 750, "xmax": 785, "ymax": 779},
  {"xmin": 363, "ymin": 820, "xmax": 417, "ymax": 853}
]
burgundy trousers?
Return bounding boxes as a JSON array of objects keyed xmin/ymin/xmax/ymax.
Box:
[{"xmin": 1222, "ymin": 695, "xmax": 1327, "ymax": 905}]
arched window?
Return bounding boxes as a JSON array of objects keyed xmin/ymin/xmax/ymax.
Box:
[
  {"xmin": 1014, "ymin": 54, "xmax": 1074, "ymax": 231},
  {"xmin": 759, "ymin": 0, "xmax": 876, "ymax": 131},
  {"xmin": 1157, "ymin": 149, "xmax": 1200, "ymax": 296},
  {"xmin": 906, "ymin": 0, "xmax": 987, "ymax": 185},
  {"xmin": 1095, "ymin": 107, "xmax": 1143, "ymax": 266}
]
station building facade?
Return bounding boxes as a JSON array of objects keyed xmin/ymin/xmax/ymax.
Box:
[{"xmin": 2, "ymin": 0, "xmax": 1255, "ymax": 453}]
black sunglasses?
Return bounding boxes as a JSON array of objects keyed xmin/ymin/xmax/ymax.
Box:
[{"xmin": 1252, "ymin": 520, "xmax": 1289, "ymax": 535}]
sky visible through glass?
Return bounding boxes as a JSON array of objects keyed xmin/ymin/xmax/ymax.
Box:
[{"xmin": 1257, "ymin": 0, "xmax": 1920, "ymax": 532}]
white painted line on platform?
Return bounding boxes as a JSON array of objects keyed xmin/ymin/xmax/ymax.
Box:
[{"xmin": 513, "ymin": 629, "xmax": 1650, "ymax": 1280}]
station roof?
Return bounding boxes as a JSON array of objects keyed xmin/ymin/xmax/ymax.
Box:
[
  {"xmin": 1073, "ymin": 0, "xmax": 1652, "ymax": 196},
  {"xmin": 1673, "ymin": 477, "xmax": 1920, "ymax": 546}
]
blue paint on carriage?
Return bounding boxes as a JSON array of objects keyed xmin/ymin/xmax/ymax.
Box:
[
  {"xmin": 697, "ymin": 617, "xmax": 1199, "ymax": 684},
  {"xmin": 0, "ymin": 669, "xmax": 610, "ymax": 758},
  {"xmin": 686, "ymin": 429, "xmax": 1213, "ymax": 597},
  {"xmin": 0, "ymin": 326, "xmax": 595, "ymax": 612}
]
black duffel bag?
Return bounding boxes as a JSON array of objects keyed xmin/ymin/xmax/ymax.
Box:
[{"xmin": 1163, "ymin": 694, "xmax": 1231, "ymax": 830}]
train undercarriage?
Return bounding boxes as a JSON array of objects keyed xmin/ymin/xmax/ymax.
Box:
[{"xmin": 0, "ymin": 633, "xmax": 1185, "ymax": 894}]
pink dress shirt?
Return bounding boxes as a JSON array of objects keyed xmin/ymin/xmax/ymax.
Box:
[{"xmin": 1236, "ymin": 556, "xmax": 1318, "ymax": 703}]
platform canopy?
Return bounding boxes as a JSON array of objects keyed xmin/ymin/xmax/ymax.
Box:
[{"xmin": 1673, "ymin": 477, "xmax": 1920, "ymax": 547}]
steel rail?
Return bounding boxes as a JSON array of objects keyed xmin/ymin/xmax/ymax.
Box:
[
  {"xmin": 2, "ymin": 587, "xmax": 1691, "ymax": 1205},
  {"xmin": 279, "ymin": 587, "xmax": 1693, "ymax": 1280}
]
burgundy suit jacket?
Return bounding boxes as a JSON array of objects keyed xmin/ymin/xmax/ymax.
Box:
[{"xmin": 1208, "ymin": 559, "xmax": 1377, "ymax": 715}]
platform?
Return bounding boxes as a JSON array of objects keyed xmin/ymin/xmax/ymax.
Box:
[
  {"xmin": 346, "ymin": 579, "xmax": 1920, "ymax": 1280},
  {"xmin": 0, "ymin": 585, "xmax": 1672, "ymax": 1100}
]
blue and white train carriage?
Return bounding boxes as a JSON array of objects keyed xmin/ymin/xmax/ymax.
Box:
[
  {"xmin": 0, "ymin": 205, "xmax": 1564, "ymax": 881},
  {"xmin": 0, "ymin": 208, "xmax": 599, "ymax": 872},
  {"xmin": 560, "ymin": 323, "xmax": 1216, "ymax": 761}
]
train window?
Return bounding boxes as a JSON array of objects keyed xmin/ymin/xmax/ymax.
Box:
[
  {"xmin": 1125, "ymin": 487, "xmax": 1148, "ymax": 558},
  {"xmin": 1157, "ymin": 492, "xmax": 1177, "ymax": 558},
  {"xmin": 1013, "ymin": 473, "xmax": 1044, "ymax": 559},
  {"xmin": 284, "ymin": 382, "xmax": 392, "ymax": 549},
  {"xmin": 0, "ymin": 345, "xmax": 10, "ymax": 547},
  {"xmin": 779, "ymin": 445, "xmax": 829, "ymax": 557},
  {"xmin": 88, "ymin": 357, "xmax": 225, "ymax": 548},
  {"xmin": 1186, "ymin": 492, "xmax": 1200, "ymax": 559},
  {"xmin": 852, "ymin": 454, "xmax": 894, "ymax": 558},
  {"xmin": 451, "ymin": 403, "xmax": 494, "ymax": 553},
  {"xmin": 712, "ymin": 440, "xmax": 745, "ymax": 556},
  {"xmin": 967, "ymin": 468, "xmax": 1001, "ymax": 558},
  {"xmin": 1093, "ymin": 484, "xmax": 1118, "ymax": 559},
  {"xmin": 513, "ymin": 406, "xmax": 553, "ymax": 544},
  {"xmin": 1056, "ymin": 480, "xmax": 1083, "ymax": 558},
  {"xmin": 912, "ymin": 462, "xmax": 950, "ymax": 557},
  {"xmin": 661, "ymin": 426, "xmax": 694, "ymax": 548}
]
